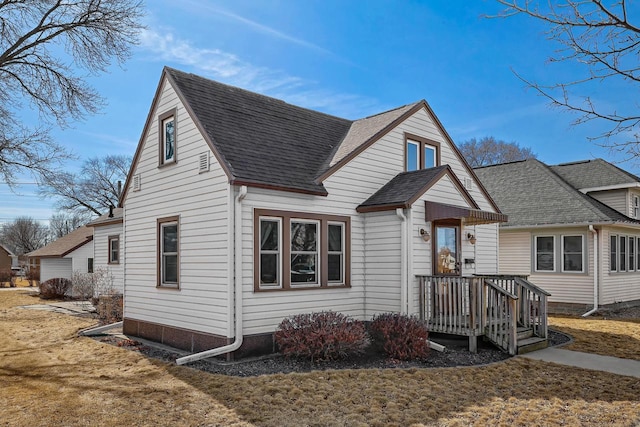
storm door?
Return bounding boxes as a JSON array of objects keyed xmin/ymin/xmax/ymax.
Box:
[{"xmin": 434, "ymin": 221, "xmax": 461, "ymax": 275}]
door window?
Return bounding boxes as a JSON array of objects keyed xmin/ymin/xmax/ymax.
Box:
[{"xmin": 435, "ymin": 225, "xmax": 459, "ymax": 275}]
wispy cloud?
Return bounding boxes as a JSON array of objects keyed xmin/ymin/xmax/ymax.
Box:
[
  {"xmin": 448, "ymin": 102, "xmax": 550, "ymax": 139},
  {"xmin": 138, "ymin": 29, "xmax": 381, "ymax": 118},
  {"xmin": 171, "ymin": 0, "xmax": 334, "ymax": 56}
]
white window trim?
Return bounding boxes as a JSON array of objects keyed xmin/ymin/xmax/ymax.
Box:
[
  {"xmin": 424, "ymin": 144, "xmax": 436, "ymax": 168},
  {"xmin": 108, "ymin": 236, "xmax": 119, "ymax": 264},
  {"xmin": 290, "ymin": 218, "xmax": 320, "ymax": 287},
  {"xmin": 629, "ymin": 236, "xmax": 636, "ymax": 272},
  {"xmin": 534, "ymin": 235, "xmax": 556, "ymax": 272},
  {"xmin": 258, "ymin": 216, "xmax": 282, "ymax": 290},
  {"xmin": 619, "ymin": 234, "xmax": 627, "ymax": 272},
  {"xmin": 561, "ymin": 235, "xmax": 584, "ymax": 273},
  {"xmin": 407, "ymin": 140, "xmax": 420, "ymax": 172},
  {"xmin": 327, "ymin": 221, "xmax": 345, "ymax": 286},
  {"xmin": 611, "ymin": 234, "xmax": 618, "ymax": 272}
]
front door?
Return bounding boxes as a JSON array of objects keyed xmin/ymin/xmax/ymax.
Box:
[{"xmin": 434, "ymin": 222, "xmax": 461, "ymax": 275}]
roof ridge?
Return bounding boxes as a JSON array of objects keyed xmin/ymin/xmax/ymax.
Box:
[
  {"xmin": 473, "ymin": 158, "xmax": 531, "ymax": 170},
  {"xmin": 355, "ymin": 101, "xmax": 421, "ymax": 121},
  {"xmin": 165, "ymin": 67, "xmax": 353, "ymax": 124},
  {"xmin": 543, "ymin": 160, "xmax": 638, "ymax": 221}
]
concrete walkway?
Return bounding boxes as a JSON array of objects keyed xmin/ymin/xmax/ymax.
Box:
[
  {"xmin": 520, "ymin": 347, "xmax": 640, "ymax": 378},
  {"xmin": 19, "ymin": 300, "xmax": 96, "ymax": 315}
]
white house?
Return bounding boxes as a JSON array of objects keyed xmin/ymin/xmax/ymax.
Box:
[
  {"xmin": 119, "ymin": 67, "xmax": 536, "ymax": 361},
  {"xmin": 87, "ymin": 207, "xmax": 124, "ymax": 294},
  {"xmin": 28, "ymin": 226, "xmax": 94, "ymax": 282},
  {"xmin": 475, "ymin": 158, "xmax": 640, "ymax": 314}
]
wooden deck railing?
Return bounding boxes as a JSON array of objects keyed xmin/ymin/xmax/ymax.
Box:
[{"xmin": 418, "ymin": 275, "xmax": 550, "ymax": 355}]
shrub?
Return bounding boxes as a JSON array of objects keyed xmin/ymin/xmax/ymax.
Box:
[
  {"xmin": 275, "ymin": 311, "xmax": 369, "ymax": 362},
  {"xmin": 71, "ymin": 268, "xmax": 116, "ymax": 300},
  {"xmin": 39, "ymin": 278, "xmax": 72, "ymax": 299},
  {"xmin": 0, "ymin": 268, "xmax": 13, "ymax": 288},
  {"xmin": 95, "ymin": 294, "xmax": 123, "ymax": 324},
  {"xmin": 25, "ymin": 265, "xmax": 40, "ymax": 287},
  {"xmin": 370, "ymin": 313, "xmax": 430, "ymax": 361}
]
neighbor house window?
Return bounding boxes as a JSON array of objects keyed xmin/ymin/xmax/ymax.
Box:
[
  {"xmin": 611, "ymin": 235, "xmax": 618, "ymax": 272},
  {"xmin": 562, "ymin": 235, "xmax": 584, "ymax": 272},
  {"xmin": 108, "ymin": 235, "xmax": 119, "ymax": 264},
  {"xmin": 159, "ymin": 109, "xmax": 177, "ymax": 166},
  {"xmin": 254, "ymin": 210, "xmax": 350, "ymax": 291},
  {"xmin": 634, "ymin": 196, "xmax": 640, "ymax": 218},
  {"xmin": 158, "ymin": 216, "xmax": 179, "ymax": 287},
  {"xmin": 630, "ymin": 237, "xmax": 636, "ymax": 271},
  {"xmin": 405, "ymin": 133, "xmax": 440, "ymax": 171},
  {"xmin": 88, "ymin": 258, "xmax": 94, "ymax": 273},
  {"xmin": 620, "ymin": 235, "xmax": 627, "ymax": 272},
  {"xmin": 535, "ymin": 236, "xmax": 555, "ymax": 272}
]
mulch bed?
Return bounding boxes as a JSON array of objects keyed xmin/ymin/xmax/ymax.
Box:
[{"xmin": 98, "ymin": 329, "xmax": 571, "ymax": 377}]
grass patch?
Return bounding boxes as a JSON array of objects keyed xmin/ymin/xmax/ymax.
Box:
[
  {"xmin": 550, "ymin": 315, "xmax": 640, "ymax": 361},
  {"xmin": 1, "ymin": 290, "xmax": 639, "ymax": 426}
]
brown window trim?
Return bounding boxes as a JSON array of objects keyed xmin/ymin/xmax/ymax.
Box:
[
  {"xmin": 108, "ymin": 235, "xmax": 120, "ymax": 265},
  {"xmin": 253, "ymin": 209, "xmax": 351, "ymax": 292},
  {"xmin": 432, "ymin": 219, "xmax": 461, "ymax": 276},
  {"xmin": 404, "ymin": 133, "xmax": 441, "ymax": 171},
  {"xmin": 158, "ymin": 108, "xmax": 177, "ymax": 167},
  {"xmin": 157, "ymin": 215, "xmax": 180, "ymax": 289}
]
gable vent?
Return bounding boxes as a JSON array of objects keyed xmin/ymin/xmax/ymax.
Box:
[
  {"xmin": 132, "ymin": 174, "xmax": 141, "ymax": 191},
  {"xmin": 199, "ymin": 152, "xmax": 210, "ymax": 173},
  {"xmin": 464, "ymin": 177, "xmax": 473, "ymax": 190}
]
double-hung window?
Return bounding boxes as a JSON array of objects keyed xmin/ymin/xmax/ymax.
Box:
[
  {"xmin": 159, "ymin": 109, "xmax": 177, "ymax": 166},
  {"xmin": 254, "ymin": 210, "xmax": 350, "ymax": 291},
  {"xmin": 611, "ymin": 235, "xmax": 618, "ymax": 272},
  {"xmin": 634, "ymin": 196, "xmax": 640, "ymax": 219},
  {"xmin": 562, "ymin": 235, "xmax": 583, "ymax": 272},
  {"xmin": 108, "ymin": 235, "xmax": 119, "ymax": 264},
  {"xmin": 158, "ymin": 216, "xmax": 179, "ymax": 288},
  {"xmin": 630, "ymin": 237, "xmax": 636, "ymax": 271},
  {"xmin": 535, "ymin": 236, "xmax": 555, "ymax": 272},
  {"xmin": 620, "ymin": 235, "xmax": 627, "ymax": 271},
  {"xmin": 405, "ymin": 133, "xmax": 439, "ymax": 171}
]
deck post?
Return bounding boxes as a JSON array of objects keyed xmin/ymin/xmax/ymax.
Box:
[{"xmin": 468, "ymin": 335, "xmax": 477, "ymax": 353}]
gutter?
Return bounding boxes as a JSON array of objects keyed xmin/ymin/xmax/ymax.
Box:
[
  {"xmin": 176, "ymin": 185, "xmax": 248, "ymax": 365},
  {"xmin": 582, "ymin": 225, "xmax": 599, "ymax": 317},
  {"xmin": 396, "ymin": 208, "xmax": 408, "ymax": 315}
]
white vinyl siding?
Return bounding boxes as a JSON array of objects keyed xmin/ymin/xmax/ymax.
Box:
[
  {"xmin": 39, "ymin": 258, "xmax": 73, "ymax": 282},
  {"xmin": 589, "ymin": 189, "xmax": 628, "ymax": 216},
  {"xmin": 123, "ymin": 77, "xmax": 231, "ymax": 336},
  {"xmin": 93, "ymin": 222, "xmax": 124, "ymax": 293},
  {"xmin": 600, "ymin": 227, "xmax": 640, "ymax": 304},
  {"xmin": 66, "ymin": 240, "xmax": 94, "ymax": 275}
]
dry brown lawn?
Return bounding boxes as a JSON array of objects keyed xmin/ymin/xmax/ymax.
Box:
[
  {"xmin": 1, "ymin": 290, "xmax": 639, "ymax": 427},
  {"xmin": 549, "ymin": 315, "xmax": 640, "ymax": 361}
]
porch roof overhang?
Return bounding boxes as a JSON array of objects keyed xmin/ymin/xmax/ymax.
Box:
[{"xmin": 425, "ymin": 201, "xmax": 508, "ymax": 225}]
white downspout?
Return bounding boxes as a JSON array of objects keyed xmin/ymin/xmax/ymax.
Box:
[
  {"xmin": 176, "ymin": 185, "xmax": 248, "ymax": 365},
  {"xmin": 582, "ymin": 225, "xmax": 599, "ymax": 317},
  {"xmin": 396, "ymin": 208, "xmax": 408, "ymax": 315}
]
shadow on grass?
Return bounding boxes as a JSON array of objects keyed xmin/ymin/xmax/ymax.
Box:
[{"xmin": 162, "ymin": 354, "xmax": 640, "ymax": 427}]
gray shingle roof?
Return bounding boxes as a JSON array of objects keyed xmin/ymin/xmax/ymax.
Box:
[
  {"xmin": 357, "ymin": 166, "xmax": 452, "ymax": 211},
  {"xmin": 550, "ymin": 158, "xmax": 640, "ymax": 190},
  {"xmin": 474, "ymin": 159, "xmax": 637, "ymax": 227},
  {"xmin": 87, "ymin": 208, "xmax": 123, "ymax": 227},
  {"xmin": 166, "ymin": 68, "xmax": 428, "ymax": 195},
  {"xmin": 168, "ymin": 68, "xmax": 353, "ymax": 194}
]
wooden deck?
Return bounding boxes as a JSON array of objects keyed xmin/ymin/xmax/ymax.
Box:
[{"xmin": 417, "ymin": 275, "xmax": 550, "ymax": 355}]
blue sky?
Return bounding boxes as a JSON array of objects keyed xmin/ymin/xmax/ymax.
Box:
[{"xmin": 2, "ymin": 0, "xmax": 637, "ymax": 224}]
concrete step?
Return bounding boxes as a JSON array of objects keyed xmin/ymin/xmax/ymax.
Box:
[{"xmin": 517, "ymin": 337, "xmax": 548, "ymax": 355}]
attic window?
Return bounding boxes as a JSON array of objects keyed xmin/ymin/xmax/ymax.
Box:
[
  {"xmin": 159, "ymin": 109, "xmax": 177, "ymax": 166},
  {"xmin": 405, "ymin": 133, "xmax": 440, "ymax": 172}
]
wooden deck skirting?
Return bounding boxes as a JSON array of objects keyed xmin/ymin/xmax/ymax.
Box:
[{"xmin": 417, "ymin": 275, "xmax": 550, "ymax": 355}]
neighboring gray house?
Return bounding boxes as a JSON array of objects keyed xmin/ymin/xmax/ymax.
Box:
[
  {"xmin": 119, "ymin": 67, "xmax": 520, "ymax": 360},
  {"xmin": 475, "ymin": 158, "xmax": 640, "ymax": 313}
]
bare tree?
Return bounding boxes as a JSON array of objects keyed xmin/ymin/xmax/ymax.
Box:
[
  {"xmin": 460, "ymin": 136, "xmax": 537, "ymax": 167},
  {"xmin": 0, "ymin": 0, "xmax": 144, "ymax": 185},
  {"xmin": 1, "ymin": 217, "xmax": 49, "ymax": 255},
  {"xmin": 492, "ymin": 1, "xmax": 640, "ymax": 156},
  {"xmin": 40, "ymin": 154, "xmax": 131, "ymax": 216},
  {"xmin": 49, "ymin": 212, "xmax": 92, "ymax": 239}
]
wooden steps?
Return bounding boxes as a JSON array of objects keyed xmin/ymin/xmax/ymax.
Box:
[{"xmin": 516, "ymin": 327, "xmax": 548, "ymax": 354}]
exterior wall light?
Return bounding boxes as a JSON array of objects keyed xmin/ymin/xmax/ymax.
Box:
[
  {"xmin": 419, "ymin": 228, "xmax": 431, "ymax": 242},
  {"xmin": 467, "ymin": 233, "xmax": 476, "ymax": 245}
]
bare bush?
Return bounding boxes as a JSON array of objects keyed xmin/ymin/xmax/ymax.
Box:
[{"xmin": 71, "ymin": 267, "xmax": 116, "ymax": 300}]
